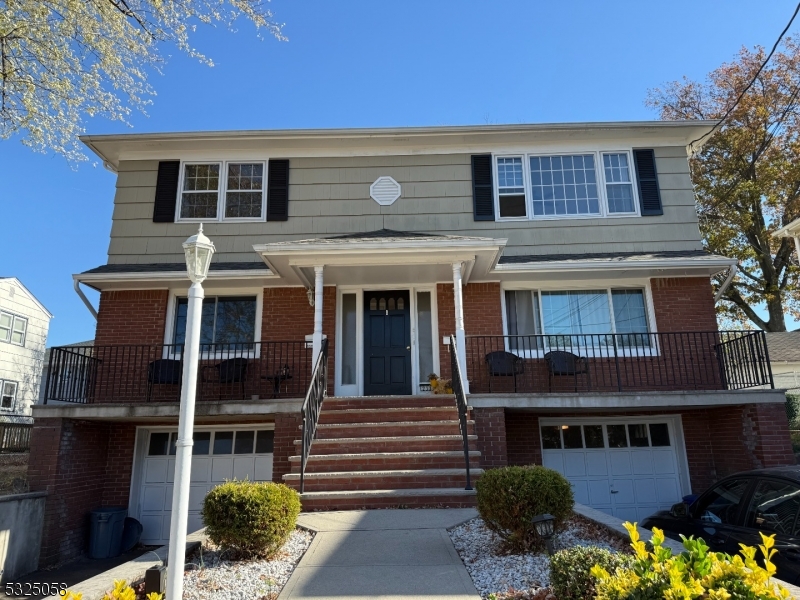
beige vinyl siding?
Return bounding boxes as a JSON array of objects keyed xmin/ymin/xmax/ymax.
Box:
[{"xmin": 107, "ymin": 146, "xmax": 701, "ymax": 264}]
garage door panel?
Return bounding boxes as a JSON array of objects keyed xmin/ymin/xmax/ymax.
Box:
[
  {"xmin": 586, "ymin": 453, "xmax": 608, "ymax": 476},
  {"xmin": 570, "ymin": 479, "xmax": 590, "ymax": 505},
  {"xmin": 611, "ymin": 479, "xmax": 635, "ymax": 504},
  {"xmin": 211, "ymin": 457, "xmax": 234, "ymax": 482},
  {"xmin": 140, "ymin": 515, "xmax": 163, "ymax": 545},
  {"xmin": 166, "ymin": 459, "xmax": 175, "ymax": 483},
  {"xmin": 255, "ymin": 456, "xmax": 273, "ymax": 481},
  {"xmin": 653, "ymin": 450, "xmax": 677, "ymax": 474},
  {"xmin": 187, "ymin": 511, "xmax": 204, "ymax": 536},
  {"xmin": 634, "ymin": 478, "xmax": 657, "ymax": 504},
  {"xmin": 233, "ymin": 457, "xmax": 256, "ymax": 480},
  {"xmin": 542, "ymin": 453, "xmax": 564, "ymax": 473},
  {"xmin": 613, "ymin": 505, "xmax": 639, "ymax": 522},
  {"xmin": 656, "ymin": 477, "xmax": 680, "ymax": 502},
  {"xmin": 588, "ymin": 480, "xmax": 612, "ymax": 505},
  {"xmin": 191, "ymin": 458, "xmax": 211, "ymax": 482},
  {"xmin": 609, "ymin": 452, "xmax": 632, "ymax": 475},
  {"xmin": 144, "ymin": 459, "xmax": 169, "ymax": 484},
  {"xmin": 189, "ymin": 485, "xmax": 209, "ymax": 512},
  {"xmin": 564, "ymin": 453, "xmax": 587, "ymax": 477},
  {"xmin": 631, "ymin": 452, "xmax": 654, "ymax": 475},
  {"xmin": 141, "ymin": 486, "xmax": 166, "ymax": 512}
]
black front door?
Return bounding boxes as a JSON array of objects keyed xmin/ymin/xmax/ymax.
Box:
[{"xmin": 364, "ymin": 290, "xmax": 412, "ymax": 396}]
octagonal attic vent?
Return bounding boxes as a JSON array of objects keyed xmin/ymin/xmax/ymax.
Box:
[{"xmin": 370, "ymin": 176, "xmax": 401, "ymax": 206}]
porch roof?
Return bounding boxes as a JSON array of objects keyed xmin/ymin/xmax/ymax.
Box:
[{"xmin": 252, "ymin": 229, "xmax": 508, "ymax": 287}]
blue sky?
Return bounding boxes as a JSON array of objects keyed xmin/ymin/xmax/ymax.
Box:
[{"xmin": 1, "ymin": 0, "xmax": 798, "ymax": 346}]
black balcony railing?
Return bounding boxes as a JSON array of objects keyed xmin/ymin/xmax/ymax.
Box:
[
  {"xmin": 466, "ymin": 331, "xmax": 773, "ymax": 394},
  {"xmin": 44, "ymin": 342, "xmax": 313, "ymax": 404}
]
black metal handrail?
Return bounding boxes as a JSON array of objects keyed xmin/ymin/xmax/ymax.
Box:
[
  {"xmin": 300, "ymin": 339, "xmax": 328, "ymax": 494},
  {"xmin": 0, "ymin": 424, "xmax": 32, "ymax": 453},
  {"xmin": 449, "ymin": 335, "xmax": 472, "ymax": 491},
  {"xmin": 465, "ymin": 330, "xmax": 773, "ymax": 394}
]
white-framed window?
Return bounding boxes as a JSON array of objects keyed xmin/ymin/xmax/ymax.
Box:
[
  {"xmin": 177, "ymin": 161, "xmax": 267, "ymax": 222},
  {"xmin": 0, "ymin": 311, "xmax": 27, "ymax": 346},
  {"xmin": 172, "ymin": 295, "xmax": 258, "ymax": 349},
  {"xmin": 503, "ymin": 287, "xmax": 652, "ymax": 352},
  {"xmin": 494, "ymin": 150, "xmax": 640, "ymax": 221},
  {"xmin": 0, "ymin": 380, "xmax": 17, "ymax": 410}
]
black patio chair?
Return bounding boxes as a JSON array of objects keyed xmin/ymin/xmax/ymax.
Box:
[
  {"xmin": 485, "ymin": 351, "xmax": 524, "ymax": 392},
  {"xmin": 263, "ymin": 364, "xmax": 293, "ymax": 398},
  {"xmin": 146, "ymin": 359, "xmax": 183, "ymax": 402},
  {"xmin": 543, "ymin": 351, "xmax": 590, "ymax": 392},
  {"xmin": 201, "ymin": 357, "xmax": 248, "ymax": 400}
]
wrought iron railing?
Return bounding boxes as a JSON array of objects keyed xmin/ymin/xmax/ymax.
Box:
[
  {"xmin": 465, "ymin": 331, "xmax": 773, "ymax": 394},
  {"xmin": 300, "ymin": 339, "xmax": 328, "ymax": 494},
  {"xmin": 0, "ymin": 424, "xmax": 32, "ymax": 453},
  {"xmin": 449, "ymin": 335, "xmax": 472, "ymax": 490},
  {"xmin": 44, "ymin": 341, "xmax": 313, "ymax": 404}
]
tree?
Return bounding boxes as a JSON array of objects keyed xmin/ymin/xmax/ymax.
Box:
[
  {"xmin": 647, "ymin": 41, "xmax": 800, "ymax": 331},
  {"xmin": 0, "ymin": 1, "xmax": 285, "ymax": 161}
]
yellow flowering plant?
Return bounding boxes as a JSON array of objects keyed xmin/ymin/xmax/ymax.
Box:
[{"xmin": 590, "ymin": 522, "xmax": 792, "ymax": 600}]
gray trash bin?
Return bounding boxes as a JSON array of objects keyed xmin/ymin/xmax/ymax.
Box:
[{"xmin": 88, "ymin": 507, "xmax": 127, "ymax": 559}]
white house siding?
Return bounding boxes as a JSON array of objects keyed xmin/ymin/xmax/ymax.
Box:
[
  {"xmin": 105, "ymin": 145, "xmax": 701, "ymax": 265},
  {"xmin": 0, "ymin": 279, "xmax": 51, "ymax": 418}
]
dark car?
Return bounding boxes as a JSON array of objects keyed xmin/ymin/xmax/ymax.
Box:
[{"xmin": 641, "ymin": 466, "xmax": 800, "ymax": 585}]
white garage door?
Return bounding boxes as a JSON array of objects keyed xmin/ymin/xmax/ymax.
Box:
[
  {"xmin": 541, "ymin": 419, "xmax": 685, "ymax": 523},
  {"xmin": 138, "ymin": 427, "xmax": 274, "ymax": 545}
]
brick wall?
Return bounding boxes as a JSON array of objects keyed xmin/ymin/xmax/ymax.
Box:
[
  {"xmin": 273, "ymin": 412, "xmax": 303, "ymax": 483},
  {"xmin": 437, "ymin": 282, "xmax": 503, "ymax": 379},
  {"xmin": 505, "ymin": 411, "xmax": 540, "ymax": 466},
  {"xmin": 650, "ymin": 277, "xmax": 718, "ymax": 332},
  {"xmin": 103, "ymin": 423, "xmax": 138, "ymax": 506},
  {"xmin": 472, "ymin": 407, "xmax": 508, "ymax": 468},
  {"xmin": 95, "ymin": 290, "xmax": 169, "ymax": 346}
]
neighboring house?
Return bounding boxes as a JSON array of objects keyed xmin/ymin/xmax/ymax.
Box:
[
  {"xmin": 0, "ymin": 278, "xmax": 52, "ymax": 421},
  {"xmin": 30, "ymin": 122, "xmax": 795, "ymax": 567},
  {"xmin": 765, "ymin": 332, "xmax": 800, "ymax": 393},
  {"xmin": 38, "ymin": 340, "xmax": 95, "ymax": 405}
]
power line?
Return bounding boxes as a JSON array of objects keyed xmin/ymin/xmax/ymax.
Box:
[{"xmin": 689, "ymin": 1, "xmax": 800, "ymax": 151}]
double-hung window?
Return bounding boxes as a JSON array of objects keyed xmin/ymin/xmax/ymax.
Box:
[
  {"xmin": 504, "ymin": 287, "xmax": 651, "ymax": 351},
  {"xmin": 0, "ymin": 380, "xmax": 17, "ymax": 410},
  {"xmin": 178, "ymin": 162, "xmax": 266, "ymax": 222},
  {"xmin": 0, "ymin": 312, "xmax": 27, "ymax": 346},
  {"xmin": 173, "ymin": 296, "xmax": 257, "ymax": 351},
  {"xmin": 495, "ymin": 151, "xmax": 639, "ymax": 220}
]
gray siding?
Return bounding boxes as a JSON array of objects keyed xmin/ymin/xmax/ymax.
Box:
[{"xmin": 107, "ymin": 147, "xmax": 701, "ymax": 264}]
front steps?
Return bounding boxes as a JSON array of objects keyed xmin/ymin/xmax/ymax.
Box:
[{"xmin": 283, "ymin": 395, "xmax": 480, "ymax": 510}]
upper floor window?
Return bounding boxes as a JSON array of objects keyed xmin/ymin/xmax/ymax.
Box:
[
  {"xmin": 173, "ymin": 295, "xmax": 257, "ymax": 348},
  {"xmin": 495, "ymin": 151, "xmax": 639, "ymax": 220},
  {"xmin": 0, "ymin": 312, "xmax": 27, "ymax": 346},
  {"xmin": 178, "ymin": 162, "xmax": 266, "ymax": 222}
]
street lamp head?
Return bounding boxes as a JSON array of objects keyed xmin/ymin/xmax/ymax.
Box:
[
  {"xmin": 182, "ymin": 224, "xmax": 216, "ymax": 284},
  {"xmin": 531, "ymin": 513, "xmax": 555, "ymax": 539}
]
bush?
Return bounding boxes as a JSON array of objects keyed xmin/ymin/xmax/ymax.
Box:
[
  {"xmin": 550, "ymin": 545, "xmax": 633, "ymax": 600},
  {"xmin": 476, "ymin": 465, "xmax": 574, "ymax": 552},
  {"xmin": 202, "ymin": 479, "xmax": 301, "ymax": 559},
  {"xmin": 591, "ymin": 522, "xmax": 790, "ymax": 599},
  {"xmin": 786, "ymin": 393, "xmax": 799, "ymax": 429}
]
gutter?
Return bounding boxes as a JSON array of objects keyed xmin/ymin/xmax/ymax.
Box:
[
  {"xmin": 714, "ymin": 262, "xmax": 738, "ymax": 302},
  {"xmin": 494, "ymin": 257, "xmax": 737, "ymax": 274},
  {"xmin": 73, "ymin": 278, "xmax": 98, "ymax": 320}
]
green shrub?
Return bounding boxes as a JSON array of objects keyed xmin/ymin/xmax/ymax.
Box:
[
  {"xmin": 476, "ymin": 465, "xmax": 574, "ymax": 552},
  {"xmin": 202, "ymin": 479, "xmax": 301, "ymax": 559},
  {"xmin": 591, "ymin": 522, "xmax": 790, "ymax": 599},
  {"xmin": 550, "ymin": 545, "xmax": 633, "ymax": 600},
  {"xmin": 786, "ymin": 393, "xmax": 800, "ymax": 429}
]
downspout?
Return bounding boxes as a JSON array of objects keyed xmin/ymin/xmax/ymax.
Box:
[
  {"xmin": 73, "ymin": 278, "xmax": 98, "ymax": 320},
  {"xmin": 714, "ymin": 263, "xmax": 738, "ymax": 302}
]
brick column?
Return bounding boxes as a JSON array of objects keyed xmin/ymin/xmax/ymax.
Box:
[
  {"xmin": 472, "ymin": 407, "xmax": 508, "ymax": 468},
  {"xmin": 273, "ymin": 412, "xmax": 303, "ymax": 484},
  {"xmin": 505, "ymin": 412, "xmax": 541, "ymax": 466}
]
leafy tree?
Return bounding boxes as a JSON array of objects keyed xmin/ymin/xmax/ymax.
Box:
[
  {"xmin": 647, "ymin": 42, "xmax": 800, "ymax": 331},
  {"xmin": 0, "ymin": 1, "xmax": 285, "ymax": 161}
]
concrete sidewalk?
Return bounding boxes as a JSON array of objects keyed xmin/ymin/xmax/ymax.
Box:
[{"xmin": 279, "ymin": 509, "xmax": 481, "ymax": 599}]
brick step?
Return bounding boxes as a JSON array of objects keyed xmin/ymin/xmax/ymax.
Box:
[
  {"xmin": 289, "ymin": 450, "xmax": 482, "ymax": 473},
  {"xmin": 283, "ymin": 468, "xmax": 482, "ymax": 492},
  {"xmin": 313, "ymin": 420, "xmax": 473, "ymax": 438},
  {"xmin": 299, "ymin": 487, "xmax": 477, "ymax": 510},
  {"xmin": 319, "ymin": 406, "xmax": 460, "ymax": 424},
  {"xmin": 295, "ymin": 435, "xmax": 478, "ymax": 455},
  {"xmin": 322, "ymin": 396, "xmax": 456, "ymax": 410}
]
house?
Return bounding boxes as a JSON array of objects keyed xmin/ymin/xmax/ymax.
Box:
[
  {"xmin": 29, "ymin": 122, "xmax": 795, "ymax": 567},
  {"xmin": 765, "ymin": 332, "xmax": 800, "ymax": 393},
  {"xmin": 0, "ymin": 278, "xmax": 52, "ymax": 421}
]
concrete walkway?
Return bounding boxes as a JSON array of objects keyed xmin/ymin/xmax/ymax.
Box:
[{"xmin": 279, "ymin": 509, "xmax": 481, "ymax": 599}]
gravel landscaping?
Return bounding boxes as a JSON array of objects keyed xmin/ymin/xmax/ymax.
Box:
[
  {"xmin": 449, "ymin": 515, "xmax": 629, "ymax": 600},
  {"xmin": 183, "ymin": 528, "xmax": 314, "ymax": 600}
]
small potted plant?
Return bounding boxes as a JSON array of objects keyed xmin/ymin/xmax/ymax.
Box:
[{"xmin": 428, "ymin": 373, "xmax": 439, "ymax": 391}]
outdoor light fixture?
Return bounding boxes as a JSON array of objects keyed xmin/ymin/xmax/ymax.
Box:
[
  {"xmin": 167, "ymin": 224, "xmax": 216, "ymax": 600},
  {"xmin": 531, "ymin": 513, "xmax": 556, "ymax": 555},
  {"xmin": 182, "ymin": 223, "xmax": 216, "ymax": 283}
]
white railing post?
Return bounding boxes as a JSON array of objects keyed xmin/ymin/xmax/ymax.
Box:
[
  {"xmin": 312, "ymin": 266, "xmax": 324, "ymax": 366},
  {"xmin": 452, "ymin": 262, "xmax": 469, "ymax": 393}
]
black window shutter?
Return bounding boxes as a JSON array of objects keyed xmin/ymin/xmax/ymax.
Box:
[
  {"xmin": 152, "ymin": 161, "xmax": 181, "ymax": 223},
  {"xmin": 267, "ymin": 159, "xmax": 290, "ymax": 221},
  {"xmin": 633, "ymin": 149, "xmax": 663, "ymax": 216},
  {"xmin": 472, "ymin": 154, "xmax": 494, "ymax": 221}
]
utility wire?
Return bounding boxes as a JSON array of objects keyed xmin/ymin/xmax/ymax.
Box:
[{"xmin": 688, "ymin": 1, "xmax": 800, "ymax": 151}]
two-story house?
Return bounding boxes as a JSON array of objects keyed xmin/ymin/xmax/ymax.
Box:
[
  {"xmin": 30, "ymin": 122, "xmax": 795, "ymax": 568},
  {"xmin": 0, "ymin": 278, "xmax": 51, "ymax": 421}
]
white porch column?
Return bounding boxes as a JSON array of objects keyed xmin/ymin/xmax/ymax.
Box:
[
  {"xmin": 452, "ymin": 262, "xmax": 469, "ymax": 393},
  {"xmin": 312, "ymin": 266, "xmax": 324, "ymax": 365}
]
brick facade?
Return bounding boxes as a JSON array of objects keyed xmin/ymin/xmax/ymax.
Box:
[
  {"xmin": 472, "ymin": 407, "xmax": 508, "ymax": 468},
  {"xmin": 95, "ymin": 290, "xmax": 169, "ymax": 346},
  {"xmin": 650, "ymin": 277, "xmax": 718, "ymax": 332},
  {"xmin": 273, "ymin": 412, "xmax": 304, "ymax": 483}
]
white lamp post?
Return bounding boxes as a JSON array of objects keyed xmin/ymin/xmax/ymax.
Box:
[{"xmin": 166, "ymin": 224, "xmax": 215, "ymax": 600}]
